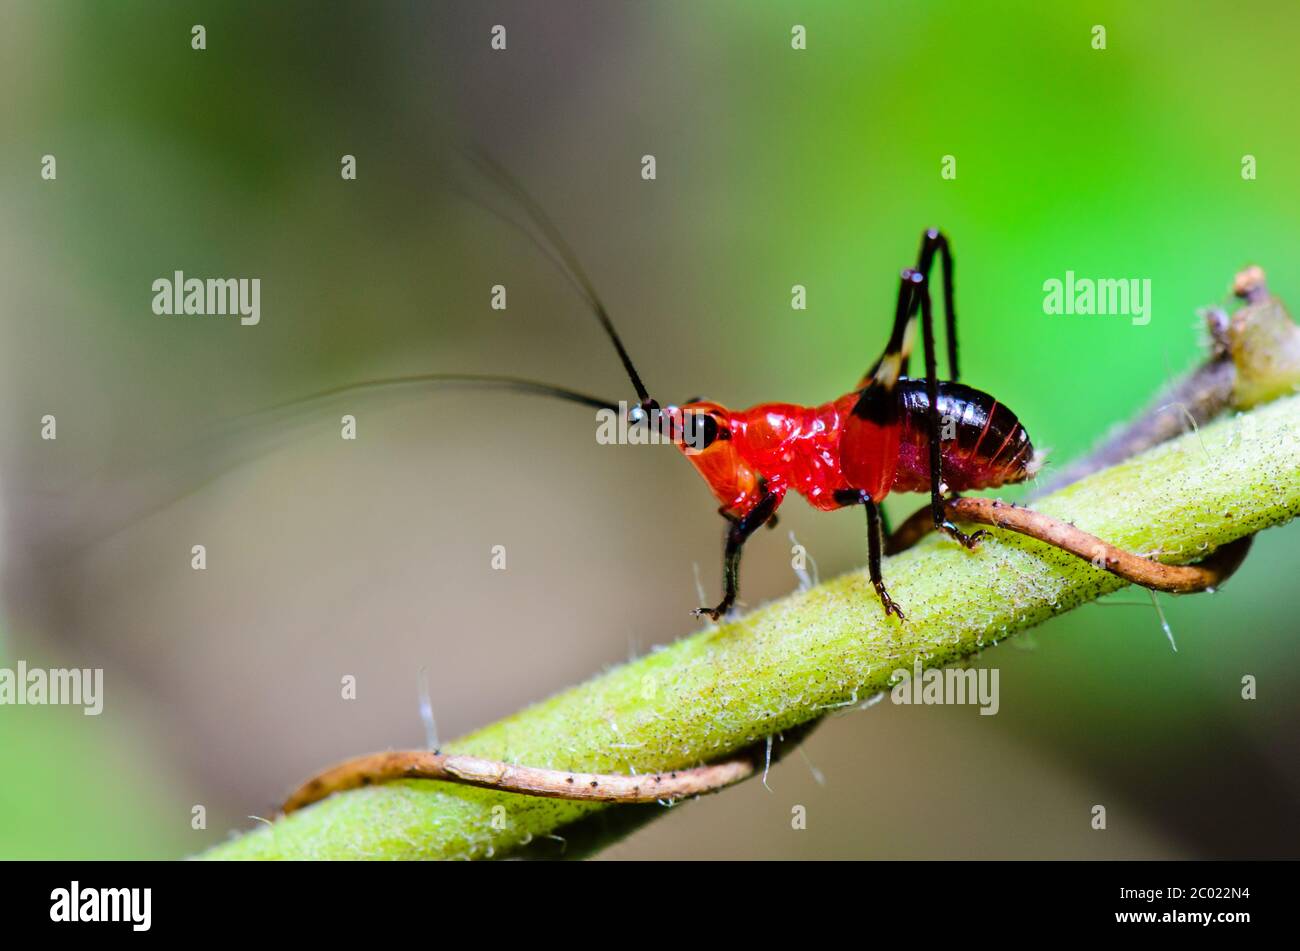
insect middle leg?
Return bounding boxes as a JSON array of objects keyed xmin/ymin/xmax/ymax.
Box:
[
  {"xmin": 694, "ymin": 489, "xmax": 783, "ymax": 622},
  {"xmin": 834, "ymin": 488, "xmax": 904, "ymax": 620}
]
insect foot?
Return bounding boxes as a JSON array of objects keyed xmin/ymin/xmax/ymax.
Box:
[
  {"xmin": 873, "ymin": 581, "xmax": 906, "ymax": 621},
  {"xmin": 943, "ymin": 522, "xmax": 989, "ymax": 550}
]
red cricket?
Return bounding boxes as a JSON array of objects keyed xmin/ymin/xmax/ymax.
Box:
[{"xmin": 280, "ymin": 154, "xmax": 1041, "ymax": 621}]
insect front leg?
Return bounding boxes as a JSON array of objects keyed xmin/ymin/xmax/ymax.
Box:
[{"xmin": 693, "ymin": 489, "xmax": 783, "ymax": 622}]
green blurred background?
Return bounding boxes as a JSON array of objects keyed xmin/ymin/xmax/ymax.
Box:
[{"xmin": 1, "ymin": 1, "xmax": 1296, "ymax": 858}]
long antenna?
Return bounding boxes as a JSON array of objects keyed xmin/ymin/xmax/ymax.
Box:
[
  {"xmin": 49, "ymin": 373, "xmax": 619, "ymax": 561},
  {"xmin": 247, "ymin": 372, "xmax": 620, "ymax": 420},
  {"xmin": 461, "ymin": 147, "xmax": 655, "ymax": 408}
]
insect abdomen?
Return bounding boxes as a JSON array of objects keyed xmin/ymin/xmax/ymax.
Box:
[{"xmin": 892, "ymin": 379, "xmax": 1036, "ymax": 493}]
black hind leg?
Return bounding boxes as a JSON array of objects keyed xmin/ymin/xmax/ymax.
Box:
[{"xmin": 912, "ymin": 261, "xmax": 988, "ymax": 550}]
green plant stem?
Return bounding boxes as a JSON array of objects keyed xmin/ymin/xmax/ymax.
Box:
[{"xmin": 203, "ymin": 394, "xmax": 1300, "ymax": 860}]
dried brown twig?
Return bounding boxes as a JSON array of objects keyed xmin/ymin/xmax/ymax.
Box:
[
  {"xmin": 886, "ymin": 497, "xmax": 1254, "ymax": 592},
  {"xmin": 283, "ymin": 748, "xmax": 761, "ymax": 814}
]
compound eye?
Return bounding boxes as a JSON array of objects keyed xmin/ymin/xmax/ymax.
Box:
[{"xmin": 683, "ymin": 412, "xmax": 721, "ymax": 450}]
